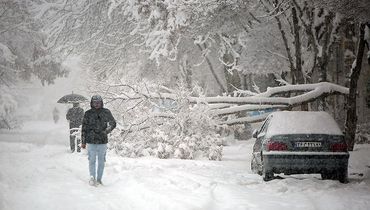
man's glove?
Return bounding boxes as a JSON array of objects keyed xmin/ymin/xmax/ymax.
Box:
[
  {"xmin": 105, "ymin": 126, "xmax": 112, "ymax": 134},
  {"xmin": 81, "ymin": 144, "xmax": 86, "ymax": 149}
]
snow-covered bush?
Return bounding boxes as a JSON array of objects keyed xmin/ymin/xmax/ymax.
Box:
[
  {"xmin": 0, "ymin": 88, "xmax": 20, "ymax": 129},
  {"xmin": 108, "ymin": 85, "xmax": 224, "ymax": 160}
]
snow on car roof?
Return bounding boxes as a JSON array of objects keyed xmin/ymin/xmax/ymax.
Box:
[{"xmin": 265, "ymin": 111, "xmax": 343, "ymax": 137}]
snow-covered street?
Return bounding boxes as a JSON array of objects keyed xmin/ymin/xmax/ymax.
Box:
[
  {"xmin": 1, "ymin": 0, "xmax": 370, "ymax": 209},
  {"xmin": 1, "ymin": 121, "xmax": 370, "ymax": 210}
]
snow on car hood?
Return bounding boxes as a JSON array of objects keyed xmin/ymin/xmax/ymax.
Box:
[{"xmin": 266, "ymin": 111, "xmax": 343, "ymax": 137}]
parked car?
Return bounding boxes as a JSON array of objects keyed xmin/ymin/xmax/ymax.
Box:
[{"xmin": 251, "ymin": 111, "xmax": 349, "ymax": 183}]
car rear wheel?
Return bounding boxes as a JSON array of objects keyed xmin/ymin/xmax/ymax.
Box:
[
  {"xmin": 263, "ymin": 169, "xmax": 274, "ymax": 181},
  {"xmin": 321, "ymin": 172, "xmax": 334, "ymax": 180},
  {"xmin": 321, "ymin": 169, "xmax": 348, "ymax": 183},
  {"xmin": 336, "ymin": 169, "xmax": 348, "ymax": 183}
]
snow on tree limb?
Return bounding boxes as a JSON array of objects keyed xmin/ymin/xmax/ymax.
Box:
[
  {"xmin": 105, "ymin": 81, "xmax": 348, "ymax": 104},
  {"xmin": 256, "ymin": 82, "xmax": 348, "ymax": 97},
  {"xmin": 221, "ymin": 112, "xmax": 271, "ymax": 125},
  {"xmin": 198, "ymin": 82, "xmax": 348, "ymax": 105},
  {"xmin": 215, "ymin": 82, "xmax": 348, "ymax": 124},
  {"xmin": 210, "ymin": 104, "xmax": 287, "ymax": 116},
  {"xmin": 103, "ymin": 81, "xmax": 348, "ymax": 125}
]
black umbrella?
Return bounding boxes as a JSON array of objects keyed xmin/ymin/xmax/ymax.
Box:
[{"xmin": 57, "ymin": 93, "xmax": 88, "ymax": 104}]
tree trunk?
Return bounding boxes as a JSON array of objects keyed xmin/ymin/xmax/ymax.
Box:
[
  {"xmin": 317, "ymin": 12, "xmax": 335, "ymax": 111},
  {"xmin": 179, "ymin": 54, "xmax": 193, "ymax": 90},
  {"xmin": 292, "ymin": 6, "xmax": 308, "ymax": 110},
  {"xmin": 317, "ymin": 58, "xmax": 329, "ymax": 111},
  {"xmin": 291, "ymin": 7, "xmax": 305, "ymax": 85},
  {"xmin": 196, "ymin": 44, "xmax": 227, "ymax": 93},
  {"xmin": 197, "ymin": 44, "xmax": 227, "ymax": 93},
  {"xmin": 345, "ymin": 23, "xmax": 366, "ymax": 151},
  {"xmin": 223, "ymin": 51, "xmax": 241, "ymax": 93},
  {"xmin": 239, "ymin": 73, "xmax": 247, "ymax": 91},
  {"xmin": 275, "ymin": 14, "xmax": 295, "ymax": 75}
]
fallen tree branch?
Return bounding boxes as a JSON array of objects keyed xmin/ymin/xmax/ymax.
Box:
[
  {"xmin": 210, "ymin": 104, "xmax": 287, "ymax": 116},
  {"xmin": 220, "ymin": 113, "xmax": 271, "ymax": 125},
  {"xmin": 98, "ymin": 82, "xmax": 349, "ymax": 126}
]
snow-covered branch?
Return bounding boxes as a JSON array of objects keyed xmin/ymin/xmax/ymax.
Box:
[
  {"xmin": 197, "ymin": 82, "xmax": 348, "ymax": 105},
  {"xmin": 102, "ymin": 81, "xmax": 348, "ymax": 125},
  {"xmin": 210, "ymin": 104, "xmax": 287, "ymax": 116}
]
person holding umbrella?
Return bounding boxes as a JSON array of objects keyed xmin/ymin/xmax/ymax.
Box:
[
  {"xmin": 81, "ymin": 95, "xmax": 116, "ymax": 186},
  {"xmin": 66, "ymin": 103, "xmax": 84, "ymax": 152},
  {"xmin": 57, "ymin": 92, "xmax": 87, "ymax": 153}
]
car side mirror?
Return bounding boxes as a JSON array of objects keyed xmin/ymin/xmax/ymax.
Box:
[{"xmin": 252, "ymin": 129, "xmax": 258, "ymax": 138}]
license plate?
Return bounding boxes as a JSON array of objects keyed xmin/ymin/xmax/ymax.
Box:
[{"xmin": 295, "ymin": 142, "xmax": 322, "ymax": 148}]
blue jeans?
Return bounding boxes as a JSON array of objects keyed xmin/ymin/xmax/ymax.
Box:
[{"xmin": 87, "ymin": 144, "xmax": 107, "ymax": 181}]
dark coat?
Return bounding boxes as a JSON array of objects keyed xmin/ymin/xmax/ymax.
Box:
[
  {"xmin": 66, "ymin": 107, "xmax": 84, "ymax": 128},
  {"xmin": 81, "ymin": 106, "xmax": 116, "ymax": 145}
]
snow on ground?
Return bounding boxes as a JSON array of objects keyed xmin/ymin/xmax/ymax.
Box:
[{"xmin": 1, "ymin": 121, "xmax": 370, "ymax": 210}]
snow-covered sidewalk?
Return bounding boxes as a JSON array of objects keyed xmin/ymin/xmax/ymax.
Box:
[{"xmin": 1, "ymin": 121, "xmax": 370, "ymax": 210}]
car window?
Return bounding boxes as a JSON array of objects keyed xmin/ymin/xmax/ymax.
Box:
[
  {"xmin": 261, "ymin": 118, "xmax": 271, "ymax": 134},
  {"xmin": 258, "ymin": 118, "xmax": 268, "ymax": 133},
  {"xmin": 259, "ymin": 116, "xmax": 272, "ymax": 136},
  {"xmin": 254, "ymin": 116, "xmax": 271, "ymax": 152}
]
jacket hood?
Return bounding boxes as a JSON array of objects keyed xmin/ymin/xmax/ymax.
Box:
[{"xmin": 90, "ymin": 95, "xmax": 104, "ymax": 109}]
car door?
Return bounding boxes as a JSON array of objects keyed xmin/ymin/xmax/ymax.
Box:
[{"xmin": 252, "ymin": 116, "xmax": 272, "ymax": 168}]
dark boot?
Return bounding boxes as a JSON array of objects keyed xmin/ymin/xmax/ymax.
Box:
[
  {"xmin": 70, "ymin": 135, "xmax": 75, "ymax": 152},
  {"xmin": 76, "ymin": 138, "xmax": 81, "ymax": 152}
]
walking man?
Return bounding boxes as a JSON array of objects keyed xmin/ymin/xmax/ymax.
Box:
[
  {"xmin": 81, "ymin": 95, "xmax": 116, "ymax": 186},
  {"xmin": 66, "ymin": 103, "xmax": 84, "ymax": 152}
]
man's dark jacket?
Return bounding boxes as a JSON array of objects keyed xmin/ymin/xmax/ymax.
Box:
[
  {"xmin": 81, "ymin": 100, "xmax": 116, "ymax": 145},
  {"xmin": 66, "ymin": 107, "xmax": 84, "ymax": 128}
]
